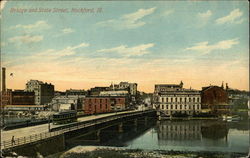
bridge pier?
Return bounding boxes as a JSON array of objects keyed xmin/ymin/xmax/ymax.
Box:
[
  {"xmin": 96, "ymin": 129, "xmax": 101, "ymax": 142},
  {"xmin": 144, "ymin": 117, "xmax": 148, "ymax": 126},
  {"xmin": 134, "ymin": 118, "xmax": 138, "ymax": 126},
  {"xmin": 118, "ymin": 122, "xmax": 123, "ymax": 133},
  {"xmin": 133, "ymin": 118, "xmax": 138, "ymax": 132}
]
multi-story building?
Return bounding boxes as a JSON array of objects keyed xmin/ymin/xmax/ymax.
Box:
[
  {"xmin": 65, "ymin": 89, "xmax": 86, "ymax": 97},
  {"xmin": 0, "ymin": 89, "xmax": 35, "ymax": 105},
  {"xmin": 99, "ymin": 90, "xmax": 129, "ymax": 97},
  {"xmin": 51, "ymin": 95, "xmax": 84, "ymax": 112},
  {"xmin": 25, "ymin": 80, "xmax": 54, "ymax": 105},
  {"xmin": 153, "ymin": 81, "xmax": 201, "ymax": 116},
  {"xmin": 201, "ymin": 85, "xmax": 229, "ymax": 115},
  {"xmin": 87, "ymin": 87, "xmax": 110, "ymax": 96},
  {"xmin": 84, "ymin": 96, "xmax": 127, "ymax": 114},
  {"xmin": 112, "ymin": 82, "xmax": 137, "ymax": 96},
  {"xmin": 11, "ymin": 90, "xmax": 35, "ymax": 105},
  {"xmin": 0, "ymin": 89, "xmax": 12, "ymax": 106}
]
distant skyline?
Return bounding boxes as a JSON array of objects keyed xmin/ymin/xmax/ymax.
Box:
[{"xmin": 1, "ymin": 1, "xmax": 249, "ymax": 92}]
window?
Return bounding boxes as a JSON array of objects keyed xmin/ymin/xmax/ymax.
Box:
[
  {"xmin": 185, "ymin": 98, "xmax": 187, "ymax": 102},
  {"xmin": 180, "ymin": 105, "xmax": 182, "ymax": 109},
  {"xmin": 162, "ymin": 97, "xmax": 164, "ymax": 102},
  {"xmin": 162, "ymin": 104, "xmax": 164, "ymax": 109},
  {"xmin": 193, "ymin": 98, "xmax": 195, "ymax": 102},
  {"xmin": 171, "ymin": 98, "xmax": 173, "ymax": 102},
  {"xmin": 171, "ymin": 105, "xmax": 173, "ymax": 109},
  {"xmin": 197, "ymin": 98, "xmax": 200, "ymax": 102},
  {"xmin": 175, "ymin": 98, "xmax": 177, "ymax": 102},
  {"xmin": 166, "ymin": 105, "xmax": 168, "ymax": 109},
  {"xmin": 180, "ymin": 98, "xmax": 182, "ymax": 102},
  {"xmin": 175, "ymin": 105, "xmax": 177, "ymax": 109},
  {"xmin": 166, "ymin": 98, "xmax": 168, "ymax": 102},
  {"xmin": 189, "ymin": 98, "xmax": 191, "ymax": 102}
]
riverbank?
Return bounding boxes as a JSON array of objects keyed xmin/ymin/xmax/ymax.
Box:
[{"xmin": 47, "ymin": 146, "xmax": 248, "ymax": 158}]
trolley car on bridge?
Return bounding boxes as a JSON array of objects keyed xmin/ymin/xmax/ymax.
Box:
[{"xmin": 52, "ymin": 110, "xmax": 77, "ymax": 124}]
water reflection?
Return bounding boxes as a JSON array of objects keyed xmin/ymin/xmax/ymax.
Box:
[
  {"xmin": 156, "ymin": 120, "xmax": 230, "ymax": 148},
  {"xmin": 65, "ymin": 114, "xmax": 249, "ymax": 154},
  {"xmin": 201, "ymin": 122, "xmax": 228, "ymax": 140},
  {"xmin": 66, "ymin": 118, "xmax": 157, "ymax": 148}
]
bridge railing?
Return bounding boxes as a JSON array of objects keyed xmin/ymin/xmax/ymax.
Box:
[
  {"xmin": 1, "ymin": 110, "xmax": 155, "ymax": 150},
  {"xmin": 1, "ymin": 130, "xmax": 63, "ymax": 150}
]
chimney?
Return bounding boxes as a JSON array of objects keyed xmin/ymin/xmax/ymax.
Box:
[{"xmin": 2, "ymin": 67, "xmax": 6, "ymax": 92}]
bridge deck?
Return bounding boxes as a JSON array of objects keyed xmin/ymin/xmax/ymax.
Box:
[{"xmin": 1, "ymin": 110, "xmax": 155, "ymax": 150}]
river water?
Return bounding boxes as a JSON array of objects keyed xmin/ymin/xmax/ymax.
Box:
[{"xmin": 65, "ymin": 112, "xmax": 249, "ymax": 155}]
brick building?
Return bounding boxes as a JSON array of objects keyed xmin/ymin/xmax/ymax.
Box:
[
  {"xmin": 0, "ymin": 90, "xmax": 35, "ymax": 106},
  {"xmin": 201, "ymin": 86, "xmax": 229, "ymax": 114},
  {"xmin": 11, "ymin": 90, "xmax": 35, "ymax": 105},
  {"xmin": 0, "ymin": 89, "xmax": 12, "ymax": 106},
  {"xmin": 84, "ymin": 96, "xmax": 127, "ymax": 114}
]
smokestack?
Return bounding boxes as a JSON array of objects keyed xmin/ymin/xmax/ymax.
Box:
[{"xmin": 2, "ymin": 67, "xmax": 6, "ymax": 92}]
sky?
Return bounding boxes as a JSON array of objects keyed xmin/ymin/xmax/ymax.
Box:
[{"xmin": 0, "ymin": 1, "xmax": 249, "ymax": 92}]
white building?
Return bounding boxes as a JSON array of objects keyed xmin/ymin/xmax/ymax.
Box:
[
  {"xmin": 99, "ymin": 90, "xmax": 129, "ymax": 96},
  {"xmin": 50, "ymin": 95, "xmax": 85, "ymax": 112},
  {"xmin": 112, "ymin": 82, "xmax": 137, "ymax": 96},
  {"xmin": 153, "ymin": 81, "xmax": 201, "ymax": 116}
]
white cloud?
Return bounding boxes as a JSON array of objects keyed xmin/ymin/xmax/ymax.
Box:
[
  {"xmin": 196, "ymin": 10, "xmax": 212, "ymax": 28},
  {"xmin": 216, "ymin": 9, "xmax": 243, "ymax": 24},
  {"xmin": 0, "ymin": 0, "xmax": 7, "ymax": 10},
  {"xmin": 62, "ymin": 28, "xmax": 75, "ymax": 34},
  {"xmin": 36, "ymin": 42, "xmax": 89, "ymax": 58},
  {"xmin": 0, "ymin": 0, "xmax": 7, "ymax": 18},
  {"xmin": 186, "ymin": 38, "xmax": 239, "ymax": 54},
  {"xmin": 97, "ymin": 7, "xmax": 156, "ymax": 30},
  {"xmin": 97, "ymin": 43, "xmax": 154, "ymax": 57},
  {"xmin": 163, "ymin": 9, "xmax": 174, "ymax": 16},
  {"xmin": 8, "ymin": 35, "xmax": 43, "ymax": 44},
  {"xmin": 10, "ymin": 20, "xmax": 51, "ymax": 32},
  {"xmin": 198, "ymin": 10, "xmax": 212, "ymax": 18}
]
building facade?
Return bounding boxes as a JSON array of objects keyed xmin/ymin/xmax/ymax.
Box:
[
  {"xmin": 11, "ymin": 90, "xmax": 35, "ymax": 105},
  {"xmin": 51, "ymin": 95, "xmax": 84, "ymax": 112},
  {"xmin": 112, "ymin": 82, "xmax": 137, "ymax": 96},
  {"xmin": 25, "ymin": 80, "xmax": 54, "ymax": 105},
  {"xmin": 0, "ymin": 89, "xmax": 12, "ymax": 106},
  {"xmin": 87, "ymin": 87, "xmax": 110, "ymax": 96},
  {"xmin": 65, "ymin": 89, "xmax": 86, "ymax": 96},
  {"xmin": 201, "ymin": 86, "xmax": 229, "ymax": 114},
  {"xmin": 99, "ymin": 90, "xmax": 129, "ymax": 97},
  {"xmin": 84, "ymin": 96, "xmax": 127, "ymax": 114},
  {"xmin": 153, "ymin": 81, "xmax": 201, "ymax": 116},
  {"xmin": 0, "ymin": 90, "xmax": 35, "ymax": 106}
]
